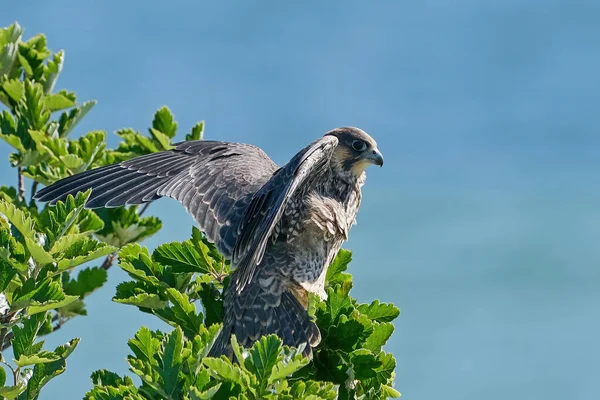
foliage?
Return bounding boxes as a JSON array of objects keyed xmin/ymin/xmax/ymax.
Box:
[
  {"xmin": 0, "ymin": 22, "xmax": 400, "ymax": 399},
  {"xmin": 0, "ymin": 22, "xmax": 166, "ymax": 398}
]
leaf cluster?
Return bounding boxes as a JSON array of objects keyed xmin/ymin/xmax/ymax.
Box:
[
  {"xmin": 0, "ymin": 22, "xmax": 175, "ymax": 398},
  {"xmin": 87, "ymin": 231, "xmax": 400, "ymax": 399}
]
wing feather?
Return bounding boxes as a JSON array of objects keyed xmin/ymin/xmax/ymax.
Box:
[
  {"xmin": 34, "ymin": 140, "xmax": 278, "ymax": 258},
  {"xmin": 232, "ymin": 136, "xmax": 338, "ymax": 292}
]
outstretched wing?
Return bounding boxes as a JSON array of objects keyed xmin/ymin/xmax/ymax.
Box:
[
  {"xmin": 232, "ymin": 135, "xmax": 339, "ymax": 292},
  {"xmin": 34, "ymin": 140, "xmax": 278, "ymax": 258}
]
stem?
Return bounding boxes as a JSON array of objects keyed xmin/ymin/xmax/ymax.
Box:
[
  {"xmin": 0, "ymin": 361, "xmax": 15, "ymax": 377},
  {"xmin": 100, "ymin": 252, "xmax": 117, "ymax": 271},
  {"xmin": 17, "ymin": 167, "xmax": 25, "ymax": 202}
]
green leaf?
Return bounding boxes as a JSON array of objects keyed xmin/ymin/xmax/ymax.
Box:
[
  {"xmin": 63, "ymin": 267, "xmax": 108, "ymax": 297},
  {"xmin": 326, "ymin": 318, "xmax": 366, "ymax": 352},
  {"xmin": 54, "ymin": 337, "xmax": 80, "ymax": 359},
  {"xmin": 155, "ymin": 289, "xmax": 203, "ymax": 338},
  {"xmin": 149, "ymin": 128, "xmax": 172, "ymax": 151},
  {"xmin": 247, "ymin": 335, "xmax": 281, "ymax": 387},
  {"xmin": 153, "ymin": 241, "xmax": 211, "ymax": 274},
  {"xmin": 90, "ymin": 369, "xmax": 135, "ymax": 387},
  {"xmin": 12, "ymin": 278, "xmax": 64, "ymax": 309},
  {"xmin": 28, "ymin": 295, "xmax": 79, "ymax": 315},
  {"xmin": 0, "ymin": 132, "xmax": 25, "ymax": 152},
  {"xmin": 39, "ymin": 190, "xmax": 103, "ymax": 246},
  {"xmin": 128, "ymin": 327, "xmax": 161, "ymax": 364},
  {"xmin": 25, "ymin": 357, "xmax": 65, "ymax": 398},
  {"xmin": 24, "ymin": 236, "xmax": 54, "ymax": 265},
  {"xmin": 0, "ymin": 364, "xmax": 5, "ymax": 387},
  {"xmin": 0, "ymin": 260, "xmax": 16, "ymax": 292},
  {"xmin": 56, "ymin": 239, "xmax": 115, "ymax": 270},
  {"xmin": 114, "ymin": 292, "xmax": 167, "ymax": 310},
  {"xmin": 350, "ymin": 349, "xmax": 381, "ymax": 380},
  {"xmin": 0, "ymin": 384, "xmax": 26, "ymax": 399},
  {"xmin": 15, "ymin": 350, "xmax": 60, "ymax": 367},
  {"xmin": 381, "ymin": 384, "xmax": 401, "ymax": 398},
  {"xmin": 357, "ymin": 300, "xmax": 400, "ymax": 323},
  {"xmin": 57, "ymin": 100, "xmax": 96, "ymax": 137},
  {"xmin": 188, "ymin": 383, "xmax": 222, "ymax": 400},
  {"xmin": 326, "ymin": 249, "xmax": 353, "ymax": 295},
  {"xmin": 186, "ymin": 121, "xmax": 204, "ymax": 141},
  {"xmin": 70, "ymin": 130, "xmax": 106, "ymax": 169},
  {"xmin": 11, "ymin": 313, "xmax": 44, "ymax": 360},
  {"xmin": 197, "ymin": 282, "xmax": 223, "ymax": 327},
  {"xmin": 158, "ymin": 327, "xmax": 184, "ymax": 396},
  {"xmin": 268, "ymin": 352, "xmax": 309, "ymax": 384},
  {"xmin": 0, "ymin": 22, "xmax": 23, "ymax": 45},
  {"xmin": 15, "ymin": 80, "xmax": 49, "ymax": 131},
  {"xmin": 115, "ymin": 128, "xmax": 159, "ymax": 155},
  {"xmin": 95, "ymin": 207, "xmax": 161, "ymax": 247},
  {"xmin": 44, "ymin": 91, "xmax": 76, "ymax": 111},
  {"xmin": 151, "ymin": 106, "xmax": 177, "ymax": 138},
  {"xmin": 0, "ymin": 199, "xmax": 35, "ymax": 240},
  {"xmin": 2, "ymin": 79, "xmax": 23, "ymax": 103},
  {"xmin": 326, "ymin": 289, "xmax": 353, "ymax": 322},
  {"xmin": 58, "ymin": 153, "xmax": 84, "ymax": 169},
  {"xmin": 117, "ymin": 243, "xmax": 162, "ymax": 283},
  {"xmin": 43, "ymin": 50, "xmax": 64, "ymax": 93},
  {"xmin": 203, "ymin": 357, "xmax": 250, "ymax": 387},
  {"xmin": 364, "ymin": 322, "xmax": 394, "ymax": 352},
  {"xmin": 190, "ymin": 226, "xmax": 225, "ymax": 273}
]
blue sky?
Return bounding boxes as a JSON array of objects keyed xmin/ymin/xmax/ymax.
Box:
[{"xmin": 2, "ymin": 1, "xmax": 600, "ymax": 399}]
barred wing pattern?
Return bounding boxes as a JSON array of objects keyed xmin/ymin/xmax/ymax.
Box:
[{"xmin": 34, "ymin": 140, "xmax": 278, "ymax": 258}]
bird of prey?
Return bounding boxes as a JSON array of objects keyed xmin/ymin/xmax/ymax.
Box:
[{"xmin": 34, "ymin": 127, "xmax": 383, "ymax": 358}]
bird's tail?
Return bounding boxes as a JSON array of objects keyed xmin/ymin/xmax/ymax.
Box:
[{"xmin": 208, "ymin": 271, "xmax": 321, "ymax": 359}]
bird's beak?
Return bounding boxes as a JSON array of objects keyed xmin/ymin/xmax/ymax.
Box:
[{"xmin": 365, "ymin": 148, "xmax": 384, "ymax": 167}]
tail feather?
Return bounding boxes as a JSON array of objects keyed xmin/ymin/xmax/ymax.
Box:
[{"xmin": 208, "ymin": 272, "xmax": 321, "ymax": 360}]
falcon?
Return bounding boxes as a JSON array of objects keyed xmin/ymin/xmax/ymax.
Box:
[{"xmin": 34, "ymin": 127, "xmax": 384, "ymax": 358}]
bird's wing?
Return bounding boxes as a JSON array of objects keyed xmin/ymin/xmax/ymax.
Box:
[
  {"xmin": 232, "ymin": 135, "xmax": 339, "ymax": 292},
  {"xmin": 34, "ymin": 140, "xmax": 278, "ymax": 258}
]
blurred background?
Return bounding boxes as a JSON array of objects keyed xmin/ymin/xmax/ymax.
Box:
[{"xmin": 2, "ymin": 1, "xmax": 599, "ymax": 399}]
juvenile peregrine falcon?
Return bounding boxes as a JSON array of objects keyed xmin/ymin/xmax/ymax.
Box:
[{"xmin": 34, "ymin": 127, "xmax": 383, "ymax": 358}]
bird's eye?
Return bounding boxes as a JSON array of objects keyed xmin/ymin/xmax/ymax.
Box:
[{"xmin": 351, "ymin": 140, "xmax": 366, "ymax": 152}]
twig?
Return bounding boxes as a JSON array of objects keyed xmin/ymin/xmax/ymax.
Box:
[
  {"xmin": 17, "ymin": 167, "xmax": 25, "ymax": 201},
  {"xmin": 100, "ymin": 252, "xmax": 117, "ymax": 271},
  {"xmin": 0, "ymin": 360, "xmax": 15, "ymax": 382}
]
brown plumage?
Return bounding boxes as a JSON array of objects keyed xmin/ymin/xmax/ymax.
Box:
[{"xmin": 34, "ymin": 126, "xmax": 383, "ymax": 358}]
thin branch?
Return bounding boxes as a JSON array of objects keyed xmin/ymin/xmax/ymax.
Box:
[
  {"xmin": 17, "ymin": 166, "xmax": 25, "ymax": 201},
  {"xmin": 100, "ymin": 252, "xmax": 117, "ymax": 271}
]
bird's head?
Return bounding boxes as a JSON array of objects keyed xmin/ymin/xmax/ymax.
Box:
[{"xmin": 325, "ymin": 127, "xmax": 383, "ymax": 178}]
